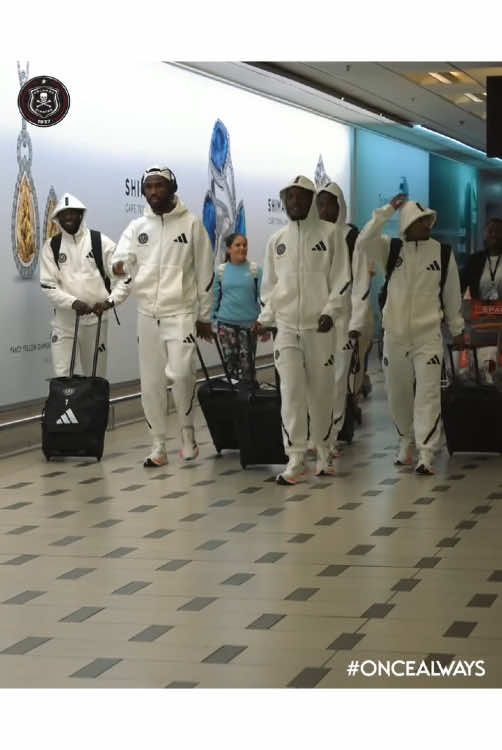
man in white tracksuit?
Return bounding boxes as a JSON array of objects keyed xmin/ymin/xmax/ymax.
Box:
[
  {"xmin": 356, "ymin": 194, "xmax": 465, "ymax": 475},
  {"xmin": 40, "ymin": 193, "xmax": 130, "ymax": 377},
  {"xmin": 316, "ymin": 182, "xmax": 371, "ymax": 450},
  {"xmin": 112, "ymin": 166, "xmax": 214, "ymax": 467},
  {"xmin": 253, "ymin": 175, "xmax": 351, "ymax": 485}
]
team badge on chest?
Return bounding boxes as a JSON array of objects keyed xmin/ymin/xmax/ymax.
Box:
[{"xmin": 138, "ymin": 233, "xmax": 149, "ymax": 244}]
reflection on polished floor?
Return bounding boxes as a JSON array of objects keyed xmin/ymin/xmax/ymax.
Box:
[{"xmin": 1, "ymin": 368, "xmax": 502, "ymax": 689}]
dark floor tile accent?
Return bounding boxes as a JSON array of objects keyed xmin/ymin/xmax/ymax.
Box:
[
  {"xmin": 380, "ymin": 478, "xmax": 401, "ymax": 485},
  {"xmin": 148, "ymin": 473, "xmax": 173, "ymax": 481},
  {"xmin": 104, "ymin": 547, "xmax": 137, "ymax": 559},
  {"xmin": 247, "ymin": 613, "xmax": 285, "ymax": 630},
  {"xmin": 144, "ymin": 529, "xmax": 173, "ymax": 539},
  {"xmin": 239, "ymin": 487, "xmax": 261, "ymax": 494},
  {"xmin": 112, "ymin": 467, "xmax": 134, "ymax": 474},
  {"xmin": 130, "ymin": 625, "xmax": 173, "ymax": 642},
  {"xmin": 487, "ymin": 493, "xmax": 502, "ymax": 500},
  {"xmin": 371, "ymin": 527, "xmax": 397, "ymax": 536},
  {"xmin": 7, "ymin": 525, "xmax": 38, "ymax": 535},
  {"xmin": 4, "ymin": 502, "xmax": 32, "ymax": 510},
  {"xmin": 49, "ymin": 510, "xmax": 77, "ymax": 519},
  {"xmin": 318, "ymin": 564, "xmax": 349, "ymax": 577},
  {"xmin": 392, "ymin": 578, "xmax": 421, "ymax": 592},
  {"xmin": 112, "ymin": 581, "xmax": 151, "ymax": 595},
  {"xmin": 202, "ymin": 645, "xmax": 246, "ymax": 664},
  {"xmin": 222, "ymin": 573, "xmax": 254, "ymax": 586},
  {"xmin": 93, "ymin": 519, "xmax": 122, "ymax": 528},
  {"xmin": 196, "ymin": 539, "xmax": 227, "ymax": 551},
  {"xmin": 448, "ymin": 475, "xmax": 465, "ymax": 480},
  {"xmin": 333, "ymin": 472, "xmax": 351, "ymax": 478},
  {"xmin": 416, "ymin": 557, "xmax": 441, "ymax": 568},
  {"xmin": 61, "ymin": 606, "xmax": 104, "ymax": 623},
  {"xmin": 41, "ymin": 472, "xmax": 65, "ymax": 477},
  {"xmin": 328, "ymin": 632, "xmax": 366, "ymax": 650},
  {"xmin": 468, "ymin": 594, "xmax": 497, "ymax": 608},
  {"xmin": 51, "ymin": 536, "xmax": 84, "ymax": 546},
  {"xmin": 219, "ymin": 470, "xmax": 241, "ymax": 476},
  {"xmin": 462, "ymin": 464, "xmax": 478, "ymax": 469},
  {"xmin": 288, "ymin": 667, "xmax": 330, "ymax": 688},
  {"xmin": 122, "ymin": 485, "xmax": 146, "ymax": 492},
  {"xmin": 339, "ymin": 502, "xmax": 362, "ymax": 510},
  {"xmin": 285, "ymin": 494, "xmax": 310, "ymax": 503},
  {"xmin": 3, "ymin": 590, "xmax": 46, "ymax": 605},
  {"xmin": 362, "ymin": 603, "xmax": 395, "ymax": 619},
  {"xmin": 255, "ymin": 552, "xmax": 286, "ymax": 563},
  {"xmin": 133, "ymin": 443, "xmax": 153, "ymax": 449},
  {"xmin": 414, "ymin": 497, "xmax": 435, "ymax": 505},
  {"xmin": 285, "ymin": 587, "xmax": 319, "ymax": 601},
  {"xmin": 431, "ymin": 485, "xmax": 450, "ymax": 493},
  {"xmin": 166, "ymin": 681, "xmax": 198, "ymax": 688},
  {"xmin": 370, "ymin": 453, "xmax": 387, "ymax": 459},
  {"xmin": 288, "ymin": 533, "xmax": 314, "ymax": 544},
  {"xmin": 229, "ymin": 523, "xmax": 256, "ymax": 533},
  {"xmin": 179, "ymin": 597, "xmax": 217, "ymax": 612},
  {"xmin": 102, "ymin": 452, "xmax": 126, "ymax": 460},
  {"xmin": 70, "ymin": 658, "xmax": 122, "ymax": 679},
  {"xmin": 456, "ymin": 520, "xmax": 477, "ymax": 530},
  {"xmin": 193, "ymin": 480, "xmax": 215, "ymax": 486},
  {"xmin": 363, "ymin": 490, "xmax": 383, "ymax": 497},
  {"xmin": 78, "ymin": 477, "xmax": 102, "ymax": 485},
  {"xmin": 309, "ymin": 483, "xmax": 331, "ymax": 490},
  {"xmin": 162, "ymin": 492, "xmax": 187, "ymax": 499},
  {"xmin": 210, "ymin": 499, "xmax": 234, "ymax": 507},
  {"xmin": 315, "ymin": 517, "xmax": 340, "ymax": 527},
  {"xmin": 393, "ymin": 511, "xmax": 416, "ymax": 519},
  {"xmin": 488, "ymin": 570, "xmax": 502, "ymax": 582},
  {"xmin": 76, "ymin": 461, "xmax": 96, "ymax": 467},
  {"xmin": 157, "ymin": 559, "xmax": 191, "ymax": 572},
  {"xmin": 88, "ymin": 496, "xmax": 113, "ymax": 504},
  {"xmin": 4, "ymin": 482, "xmax": 32, "ymax": 489},
  {"xmin": 443, "ymin": 621, "xmax": 477, "ymax": 638},
  {"xmin": 1, "ymin": 637, "xmax": 52, "ymax": 655},
  {"xmin": 425, "ymin": 653, "xmax": 455, "ymax": 668},
  {"xmin": 2, "ymin": 554, "xmax": 38, "ymax": 566},
  {"xmin": 179, "ymin": 462, "xmax": 201, "ymax": 469},
  {"xmin": 129, "ymin": 504, "xmax": 157, "ymax": 513},
  {"xmin": 259, "ymin": 508, "xmax": 284, "ymax": 517},
  {"xmin": 348, "ymin": 545, "xmax": 375, "ymax": 555},
  {"xmin": 181, "ymin": 513, "xmax": 206, "ymax": 522},
  {"xmin": 473, "ymin": 505, "xmax": 492, "ymax": 514},
  {"xmin": 43, "ymin": 489, "xmax": 69, "ymax": 496},
  {"xmin": 437, "ymin": 537, "xmax": 460, "ymax": 548},
  {"xmin": 58, "ymin": 568, "xmax": 95, "ymax": 580}
]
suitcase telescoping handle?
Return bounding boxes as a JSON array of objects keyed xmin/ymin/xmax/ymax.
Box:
[
  {"xmin": 347, "ymin": 338, "xmax": 361, "ymax": 396},
  {"xmin": 91, "ymin": 313, "xmax": 103, "ymax": 377},
  {"xmin": 193, "ymin": 332, "xmax": 235, "ymax": 392},
  {"xmin": 69, "ymin": 311, "xmax": 103, "ymax": 378},
  {"xmin": 447, "ymin": 343, "xmax": 480, "ymax": 385}
]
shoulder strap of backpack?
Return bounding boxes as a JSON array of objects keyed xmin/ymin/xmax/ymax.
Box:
[
  {"xmin": 385, "ymin": 238, "xmax": 403, "ymax": 281},
  {"xmin": 345, "ymin": 225, "xmax": 359, "ymax": 263},
  {"xmin": 90, "ymin": 230, "xmax": 110, "ymax": 294},
  {"xmin": 50, "ymin": 233, "xmax": 62, "ymax": 269},
  {"xmin": 439, "ymin": 243, "xmax": 452, "ymax": 310}
]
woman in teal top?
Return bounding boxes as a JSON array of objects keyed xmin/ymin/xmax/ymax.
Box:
[{"xmin": 213, "ymin": 233, "xmax": 269, "ymax": 381}]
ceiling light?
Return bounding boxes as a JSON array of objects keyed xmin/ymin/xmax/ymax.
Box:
[
  {"xmin": 464, "ymin": 92, "xmax": 484, "ymax": 103},
  {"xmin": 428, "ymin": 72, "xmax": 453, "ymax": 84}
]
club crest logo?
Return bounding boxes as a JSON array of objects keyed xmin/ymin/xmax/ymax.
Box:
[
  {"xmin": 59, "ymin": 252, "xmax": 67, "ymax": 264},
  {"xmin": 138, "ymin": 232, "xmax": 149, "ymax": 244},
  {"xmin": 395, "ymin": 257, "xmax": 403, "ymax": 267},
  {"xmin": 276, "ymin": 243, "xmax": 286, "ymax": 256},
  {"xmin": 18, "ymin": 75, "xmax": 70, "ymax": 128}
]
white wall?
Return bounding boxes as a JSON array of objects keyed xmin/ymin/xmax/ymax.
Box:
[{"xmin": 1, "ymin": 61, "xmax": 352, "ymax": 407}]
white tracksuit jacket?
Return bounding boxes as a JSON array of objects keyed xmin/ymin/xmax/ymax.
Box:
[
  {"xmin": 40, "ymin": 193, "xmax": 130, "ymax": 329},
  {"xmin": 258, "ymin": 175, "xmax": 352, "ymax": 458},
  {"xmin": 356, "ymin": 200, "xmax": 464, "ymax": 459},
  {"xmin": 112, "ymin": 197, "xmax": 214, "ymax": 322}
]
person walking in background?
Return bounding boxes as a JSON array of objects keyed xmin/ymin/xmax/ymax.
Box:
[
  {"xmin": 213, "ymin": 232, "xmax": 270, "ymax": 382},
  {"xmin": 356, "ymin": 193, "xmax": 465, "ymax": 475},
  {"xmin": 112, "ymin": 166, "xmax": 214, "ymax": 467},
  {"xmin": 40, "ymin": 193, "xmax": 130, "ymax": 378}
]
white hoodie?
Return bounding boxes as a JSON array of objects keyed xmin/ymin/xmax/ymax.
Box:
[
  {"xmin": 317, "ymin": 181, "xmax": 371, "ymax": 333},
  {"xmin": 39, "ymin": 193, "xmax": 130, "ymax": 328},
  {"xmin": 258, "ymin": 176, "xmax": 351, "ymax": 331},
  {"xmin": 356, "ymin": 200, "xmax": 464, "ymax": 344},
  {"xmin": 112, "ymin": 197, "xmax": 214, "ymax": 322}
]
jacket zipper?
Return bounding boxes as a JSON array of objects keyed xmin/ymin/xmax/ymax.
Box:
[
  {"xmin": 297, "ymin": 220, "xmax": 301, "ymax": 332},
  {"xmin": 154, "ymin": 215, "xmax": 163, "ymax": 318}
]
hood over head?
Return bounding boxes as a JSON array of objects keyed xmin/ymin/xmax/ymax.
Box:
[
  {"xmin": 399, "ymin": 200, "xmax": 436, "ymax": 238},
  {"xmin": 51, "ymin": 193, "xmax": 87, "ymax": 237},
  {"xmin": 316, "ymin": 181, "xmax": 347, "ymax": 225},
  {"xmin": 279, "ymin": 175, "xmax": 318, "ymax": 222}
]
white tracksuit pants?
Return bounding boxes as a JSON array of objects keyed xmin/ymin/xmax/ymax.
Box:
[
  {"xmin": 51, "ymin": 318, "xmax": 108, "ymax": 378},
  {"xmin": 274, "ymin": 327, "xmax": 336, "ymax": 458},
  {"xmin": 137, "ymin": 312, "xmax": 197, "ymax": 440},
  {"xmin": 382, "ymin": 335, "xmax": 443, "ymax": 456}
]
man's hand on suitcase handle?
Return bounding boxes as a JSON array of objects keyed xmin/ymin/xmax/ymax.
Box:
[
  {"xmin": 317, "ymin": 314, "xmax": 334, "ymax": 333},
  {"xmin": 196, "ymin": 321, "xmax": 214, "ymax": 343},
  {"xmin": 251, "ymin": 321, "xmax": 272, "ymax": 341},
  {"xmin": 92, "ymin": 300, "xmax": 114, "ymax": 316},
  {"xmin": 452, "ymin": 333, "xmax": 466, "ymax": 350},
  {"xmin": 72, "ymin": 299, "xmax": 93, "ymax": 316}
]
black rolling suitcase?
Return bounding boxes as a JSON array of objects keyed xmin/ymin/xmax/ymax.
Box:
[
  {"xmin": 442, "ymin": 344, "xmax": 502, "ymax": 455},
  {"xmin": 338, "ymin": 343, "xmax": 361, "ymax": 444},
  {"xmin": 41, "ymin": 313, "xmax": 109, "ymax": 461},
  {"xmin": 195, "ymin": 334, "xmax": 240, "ymax": 454}
]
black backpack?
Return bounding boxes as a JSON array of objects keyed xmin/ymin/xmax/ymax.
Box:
[
  {"xmin": 346, "ymin": 223, "xmax": 359, "ymax": 264},
  {"xmin": 378, "ymin": 239, "xmax": 451, "ymax": 311}
]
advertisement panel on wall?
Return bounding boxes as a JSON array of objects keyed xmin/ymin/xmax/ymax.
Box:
[
  {"xmin": 0, "ymin": 61, "xmax": 352, "ymax": 409},
  {"xmin": 353, "ymin": 128, "xmax": 430, "ymax": 335}
]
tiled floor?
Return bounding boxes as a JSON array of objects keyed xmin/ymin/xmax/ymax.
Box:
[{"xmin": 2, "ymin": 368, "xmax": 502, "ymax": 688}]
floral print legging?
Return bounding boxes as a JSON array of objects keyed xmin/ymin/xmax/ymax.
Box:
[{"xmin": 216, "ymin": 322, "xmax": 257, "ymax": 381}]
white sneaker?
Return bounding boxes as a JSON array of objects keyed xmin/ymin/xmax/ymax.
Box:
[
  {"xmin": 276, "ymin": 457, "xmax": 307, "ymax": 485},
  {"xmin": 415, "ymin": 449, "xmax": 435, "ymax": 476},
  {"xmin": 394, "ymin": 438, "xmax": 413, "ymax": 466},
  {"xmin": 180, "ymin": 427, "xmax": 199, "ymax": 461},
  {"xmin": 315, "ymin": 447, "xmax": 336, "ymax": 477},
  {"xmin": 144, "ymin": 439, "xmax": 168, "ymax": 468}
]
